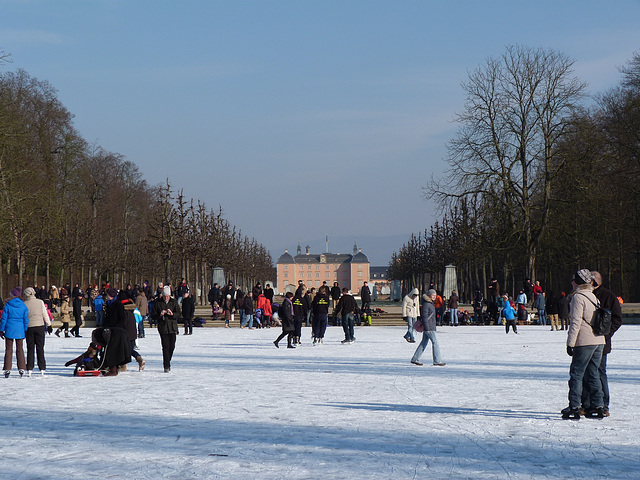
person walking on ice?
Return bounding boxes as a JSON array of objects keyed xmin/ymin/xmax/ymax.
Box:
[{"xmin": 411, "ymin": 289, "xmax": 445, "ymax": 366}]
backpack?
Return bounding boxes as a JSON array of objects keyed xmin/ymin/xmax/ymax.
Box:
[{"xmin": 578, "ymin": 294, "xmax": 612, "ymax": 336}]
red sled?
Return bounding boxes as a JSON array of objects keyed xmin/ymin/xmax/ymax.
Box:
[{"xmin": 76, "ymin": 370, "xmax": 101, "ymax": 377}]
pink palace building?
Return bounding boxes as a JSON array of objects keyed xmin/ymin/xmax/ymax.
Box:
[{"xmin": 276, "ymin": 243, "xmax": 370, "ymax": 294}]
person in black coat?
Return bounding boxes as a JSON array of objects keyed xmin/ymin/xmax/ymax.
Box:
[
  {"xmin": 104, "ymin": 288, "xmax": 127, "ymax": 330},
  {"xmin": 291, "ymin": 288, "xmax": 307, "ymax": 345},
  {"xmin": 208, "ymin": 283, "xmax": 220, "ymax": 314},
  {"xmin": 581, "ymin": 271, "xmax": 623, "ymax": 416},
  {"xmin": 311, "ymin": 292, "xmax": 330, "ymax": 344},
  {"xmin": 151, "ymin": 286, "xmax": 181, "ymax": 372},
  {"xmin": 91, "ymin": 327, "xmax": 131, "ymax": 376},
  {"xmin": 546, "ymin": 291, "xmax": 560, "ymax": 331},
  {"xmin": 334, "ymin": 288, "xmax": 358, "ymax": 343},
  {"xmin": 71, "ymin": 284, "xmax": 84, "ymax": 337},
  {"xmin": 274, "ymin": 292, "xmax": 295, "ymax": 348},
  {"xmin": 360, "ymin": 282, "xmax": 372, "ymax": 311},
  {"xmin": 181, "ymin": 292, "xmax": 196, "ymax": 335},
  {"xmin": 263, "ymin": 284, "xmax": 274, "ymax": 304},
  {"xmin": 558, "ymin": 291, "xmax": 570, "ymax": 330},
  {"xmin": 105, "ymin": 289, "xmax": 144, "ymax": 371},
  {"xmin": 242, "ymin": 293, "xmax": 255, "ymax": 329}
]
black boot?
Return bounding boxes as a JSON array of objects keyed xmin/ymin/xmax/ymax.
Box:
[
  {"xmin": 585, "ymin": 406, "xmax": 605, "ymax": 419},
  {"xmin": 561, "ymin": 406, "xmax": 581, "ymax": 419}
]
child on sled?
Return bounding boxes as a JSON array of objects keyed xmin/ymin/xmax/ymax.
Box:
[{"xmin": 65, "ymin": 342, "xmax": 102, "ymax": 375}]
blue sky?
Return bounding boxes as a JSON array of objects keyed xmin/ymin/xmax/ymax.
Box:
[{"xmin": 2, "ymin": 1, "xmax": 638, "ymax": 264}]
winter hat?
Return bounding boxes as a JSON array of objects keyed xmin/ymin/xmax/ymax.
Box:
[
  {"xmin": 163, "ymin": 286, "xmax": 172, "ymax": 296},
  {"xmin": 427, "ymin": 289, "xmax": 437, "ymax": 297},
  {"xmin": 10, "ymin": 286, "xmax": 22, "ymax": 298},
  {"xmin": 24, "ymin": 287, "xmax": 36, "ymax": 296},
  {"xmin": 573, "ymin": 269, "xmax": 593, "ymax": 285},
  {"xmin": 106, "ymin": 287, "xmax": 118, "ymax": 298}
]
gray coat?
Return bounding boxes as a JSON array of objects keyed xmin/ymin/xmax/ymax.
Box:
[{"xmin": 420, "ymin": 297, "xmax": 437, "ymax": 331}]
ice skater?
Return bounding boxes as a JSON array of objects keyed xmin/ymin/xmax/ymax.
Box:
[
  {"xmin": 411, "ymin": 290, "xmax": 445, "ymax": 366},
  {"xmin": 501, "ymin": 294, "xmax": 517, "ymax": 334},
  {"xmin": 274, "ymin": 292, "xmax": 295, "ymax": 348}
]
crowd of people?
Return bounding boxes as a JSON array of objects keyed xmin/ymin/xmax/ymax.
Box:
[
  {"xmin": 0, "ymin": 278, "xmax": 201, "ymax": 377},
  {"xmin": 0, "ymin": 271, "xmax": 626, "ymax": 419},
  {"xmin": 0, "ymin": 277, "xmax": 381, "ymax": 375},
  {"xmin": 399, "ymin": 269, "xmax": 624, "ymax": 419}
]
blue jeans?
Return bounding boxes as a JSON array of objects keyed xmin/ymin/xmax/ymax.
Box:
[
  {"xmin": 404, "ymin": 317, "xmax": 416, "ymax": 341},
  {"xmin": 342, "ymin": 313, "xmax": 355, "ymax": 341},
  {"xmin": 537, "ymin": 309, "xmax": 546, "ymax": 325},
  {"xmin": 137, "ymin": 318, "xmax": 146, "ymax": 337},
  {"xmin": 450, "ymin": 309, "xmax": 458, "ymax": 325},
  {"xmin": 568, "ymin": 344, "xmax": 604, "ymax": 409},
  {"xmin": 411, "ymin": 330, "xmax": 443, "ymax": 364},
  {"xmin": 238, "ymin": 309, "xmax": 245, "ymax": 327},
  {"xmin": 95, "ymin": 310, "xmax": 104, "ymax": 327},
  {"xmin": 582, "ymin": 353, "xmax": 610, "ymax": 409},
  {"xmin": 241, "ymin": 312, "xmax": 253, "ymax": 328}
]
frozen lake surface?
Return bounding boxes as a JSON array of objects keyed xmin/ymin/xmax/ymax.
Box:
[{"xmin": 2, "ymin": 324, "xmax": 639, "ymax": 479}]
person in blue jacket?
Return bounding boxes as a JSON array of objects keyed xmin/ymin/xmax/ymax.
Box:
[
  {"xmin": 1, "ymin": 287, "xmax": 30, "ymax": 377},
  {"xmin": 502, "ymin": 294, "xmax": 518, "ymax": 334}
]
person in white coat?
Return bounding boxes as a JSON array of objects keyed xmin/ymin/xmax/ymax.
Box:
[
  {"xmin": 23, "ymin": 287, "xmax": 51, "ymax": 376},
  {"xmin": 562, "ymin": 269, "xmax": 605, "ymax": 419},
  {"xmin": 402, "ymin": 288, "xmax": 420, "ymax": 343}
]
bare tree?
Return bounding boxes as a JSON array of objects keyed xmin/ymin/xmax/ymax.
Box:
[{"xmin": 426, "ymin": 45, "xmax": 586, "ymax": 280}]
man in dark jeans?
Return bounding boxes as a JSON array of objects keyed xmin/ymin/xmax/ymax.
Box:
[
  {"xmin": 448, "ymin": 290, "xmax": 459, "ymax": 326},
  {"xmin": 151, "ymin": 286, "xmax": 180, "ymax": 373},
  {"xmin": 334, "ymin": 288, "xmax": 357, "ymax": 344},
  {"xmin": 330, "ymin": 282, "xmax": 342, "ymax": 326},
  {"xmin": 360, "ymin": 281, "xmax": 372, "ymax": 311},
  {"xmin": 71, "ymin": 284, "xmax": 84, "ymax": 337},
  {"xmin": 181, "ymin": 291, "xmax": 195, "ymax": 335},
  {"xmin": 581, "ymin": 271, "xmax": 623, "ymax": 417}
]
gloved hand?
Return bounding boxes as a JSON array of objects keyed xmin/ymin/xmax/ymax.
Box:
[
  {"xmin": 566, "ymin": 346, "xmax": 574, "ymax": 356},
  {"xmin": 47, "ymin": 325, "xmax": 53, "ymax": 334},
  {"xmin": 0, "ymin": 331, "xmax": 4, "ymax": 339}
]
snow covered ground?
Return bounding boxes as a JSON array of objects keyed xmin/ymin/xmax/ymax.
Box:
[{"xmin": 2, "ymin": 324, "xmax": 639, "ymax": 480}]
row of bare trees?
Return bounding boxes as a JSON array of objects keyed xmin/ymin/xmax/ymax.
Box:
[
  {"xmin": 0, "ymin": 61, "xmax": 273, "ymax": 302},
  {"xmin": 391, "ymin": 46, "xmax": 640, "ymax": 302}
]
